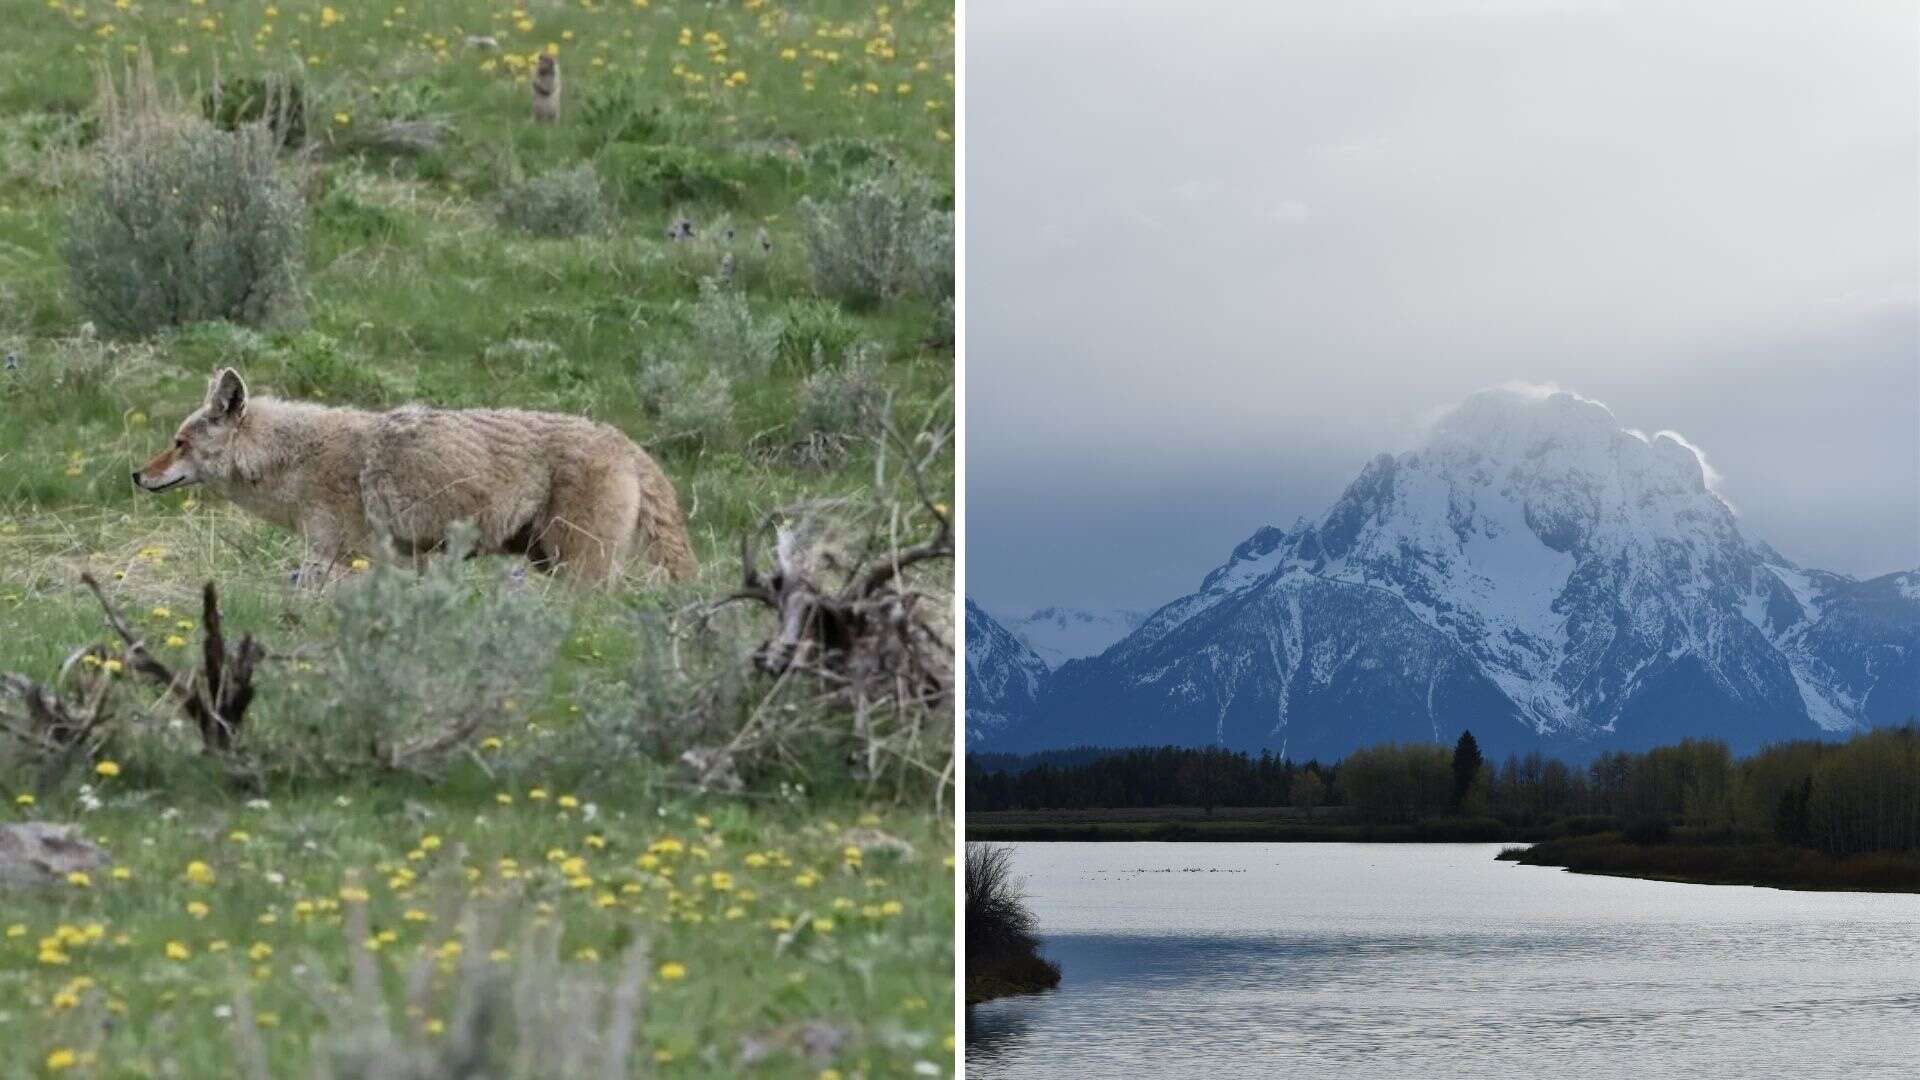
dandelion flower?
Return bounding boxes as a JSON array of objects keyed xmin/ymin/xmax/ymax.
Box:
[
  {"xmin": 657, "ymin": 960, "xmax": 686, "ymax": 980},
  {"xmin": 94, "ymin": 760, "xmax": 120, "ymax": 778}
]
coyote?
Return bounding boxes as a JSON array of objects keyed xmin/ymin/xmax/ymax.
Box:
[
  {"xmin": 531, "ymin": 54, "xmax": 560, "ymax": 123},
  {"xmin": 134, "ymin": 369, "xmax": 697, "ymax": 585}
]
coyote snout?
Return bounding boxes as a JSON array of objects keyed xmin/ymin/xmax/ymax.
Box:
[{"xmin": 138, "ymin": 368, "xmax": 697, "ymax": 586}]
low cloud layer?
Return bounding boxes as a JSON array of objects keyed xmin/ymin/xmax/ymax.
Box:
[{"xmin": 967, "ymin": 0, "xmax": 1918, "ymax": 612}]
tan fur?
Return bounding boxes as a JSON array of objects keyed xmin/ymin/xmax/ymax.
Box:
[
  {"xmin": 135, "ymin": 369, "xmax": 696, "ymax": 586},
  {"xmin": 531, "ymin": 55, "xmax": 560, "ymax": 123}
]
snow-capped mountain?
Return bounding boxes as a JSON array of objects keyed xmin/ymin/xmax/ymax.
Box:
[
  {"xmin": 965, "ymin": 600, "xmax": 1049, "ymax": 742},
  {"xmin": 975, "ymin": 389, "xmax": 1919, "ymax": 760},
  {"xmin": 996, "ymin": 607, "xmax": 1148, "ymax": 669}
]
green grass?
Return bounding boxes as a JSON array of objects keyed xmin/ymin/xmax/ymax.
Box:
[{"xmin": 0, "ymin": 0, "xmax": 953, "ymax": 1074}]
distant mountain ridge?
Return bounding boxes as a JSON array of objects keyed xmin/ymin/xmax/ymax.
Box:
[
  {"xmin": 969, "ymin": 389, "xmax": 1919, "ymax": 760},
  {"xmin": 964, "ymin": 600, "xmax": 1048, "ymax": 743},
  {"xmin": 994, "ymin": 606, "xmax": 1147, "ymax": 669}
]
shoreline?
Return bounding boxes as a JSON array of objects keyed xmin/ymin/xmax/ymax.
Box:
[
  {"xmin": 968, "ymin": 813, "xmax": 1920, "ymax": 893},
  {"xmin": 968, "ymin": 813, "xmax": 1546, "ymax": 844},
  {"xmin": 1499, "ymin": 834, "xmax": 1920, "ymax": 893}
]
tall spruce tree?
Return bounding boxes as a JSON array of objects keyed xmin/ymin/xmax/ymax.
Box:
[{"xmin": 1452, "ymin": 730, "xmax": 1484, "ymax": 810}]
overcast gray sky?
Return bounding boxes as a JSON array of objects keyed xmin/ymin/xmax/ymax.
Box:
[{"xmin": 966, "ymin": 0, "xmax": 1919, "ymax": 613}]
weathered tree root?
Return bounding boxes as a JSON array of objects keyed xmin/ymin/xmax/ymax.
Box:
[{"xmin": 78, "ymin": 573, "xmax": 262, "ymax": 753}]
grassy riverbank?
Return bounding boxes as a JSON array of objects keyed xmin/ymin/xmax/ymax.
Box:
[{"xmin": 1500, "ymin": 832, "xmax": 1920, "ymax": 893}]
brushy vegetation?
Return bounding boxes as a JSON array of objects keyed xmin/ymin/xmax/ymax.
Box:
[
  {"xmin": 0, "ymin": 0, "xmax": 953, "ymax": 1072},
  {"xmin": 796, "ymin": 342, "xmax": 888, "ymax": 444},
  {"xmin": 963, "ymin": 845, "xmax": 1058, "ymax": 1005},
  {"xmin": 494, "ymin": 162, "xmax": 609, "ymax": 237},
  {"xmin": 800, "ymin": 168, "xmax": 952, "ymax": 310},
  {"xmin": 65, "ymin": 59, "xmax": 305, "ymax": 339}
]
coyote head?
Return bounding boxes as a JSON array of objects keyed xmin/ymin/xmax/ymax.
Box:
[{"xmin": 133, "ymin": 368, "xmax": 249, "ymax": 493}]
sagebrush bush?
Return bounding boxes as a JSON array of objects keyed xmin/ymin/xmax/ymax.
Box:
[
  {"xmin": 911, "ymin": 208, "xmax": 955, "ymax": 299},
  {"xmin": 495, "ymin": 162, "xmax": 608, "ymax": 237},
  {"xmin": 262, "ymin": 531, "xmax": 563, "ymax": 778},
  {"xmin": 931, "ymin": 296, "xmax": 954, "ymax": 348},
  {"xmin": 636, "ymin": 358, "xmax": 733, "ymax": 448},
  {"xmin": 65, "ymin": 121, "xmax": 305, "ymax": 339},
  {"xmin": 687, "ymin": 275, "xmax": 782, "ymax": 378},
  {"xmin": 558, "ymin": 609, "xmax": 754, "ymax": 774},
  {"xmin": 797, "ymin": 342, "xmax": 887, "ymax": 441},
  {"xmin": 799, "ymin": 168, "xmax": 951, "ymax": 308}
]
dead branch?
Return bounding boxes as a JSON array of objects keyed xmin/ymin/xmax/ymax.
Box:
[
  {"xmin": 694, "ymin": 417, "xmax": 954, "ymax": 802},
  {"xmin": 78, "ymin": 572, "xmax": 261, "ymax": 753}
]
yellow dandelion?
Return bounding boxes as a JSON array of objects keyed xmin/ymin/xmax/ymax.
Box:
[
  {"xmin": 657, "ymin": 960, "xmax": 686, "ymax": 980},
  {"xmin": 164, "ymin": 940, "xmax": 191, "ymax": 960},
  {"xmin": 185, "ymin": 861, "xmax": 215, "ymax": 885}
]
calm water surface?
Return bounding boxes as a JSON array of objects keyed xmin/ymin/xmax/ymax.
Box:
[{"xmin": 967, "ymin": 843, "xmax": 1920, "ymax": 1078}]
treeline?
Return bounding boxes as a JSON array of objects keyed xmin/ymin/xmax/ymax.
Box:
[
  {"xmin": 968, "ymin": 746, "xmax": 1330, "ymax": 815},
  {"xmin": 969, "ymin": 726, "xmax": 1920, "ymax": 856}
]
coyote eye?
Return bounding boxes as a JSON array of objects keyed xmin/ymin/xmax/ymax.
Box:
[{"xmin": 174, "ymin": 438, "xmax": 188, "ymax": 451}]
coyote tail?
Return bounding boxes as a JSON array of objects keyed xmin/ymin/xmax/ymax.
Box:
[{"xmin": 633, "ymin": 454, "xmax": 697, "ymax": 581}]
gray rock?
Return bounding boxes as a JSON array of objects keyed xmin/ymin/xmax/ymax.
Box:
[{"xmin": 0, "ymin": 822, "xmax": 112, "ymax": 888}]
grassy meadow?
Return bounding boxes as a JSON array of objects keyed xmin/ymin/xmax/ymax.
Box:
[{"xmin": 0, "ymin": 0, "xmax": 954, "ymax": 1075}]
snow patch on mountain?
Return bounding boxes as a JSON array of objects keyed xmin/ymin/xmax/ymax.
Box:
[
  {"xmin": 964, "ymin": 601, "xmax": 1049, "ymax": 740},
  {"xmin": 996, "ymin": 606, "xmax": 1149, "ymax": 668}
]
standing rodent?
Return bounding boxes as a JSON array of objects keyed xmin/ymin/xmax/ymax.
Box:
[{"xmin": 531, "ymin": 54, "xmax": 561, "ymax": 123}]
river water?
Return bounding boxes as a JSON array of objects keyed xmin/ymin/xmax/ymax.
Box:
[{"xmin": 966, "ymin": 842, "xmax": 1920, "ymax": 1078}]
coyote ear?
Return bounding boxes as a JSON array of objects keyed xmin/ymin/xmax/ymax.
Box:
[{"xmin": 208, "ymin": 368, "xmax": 248, "ymax": 421}]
